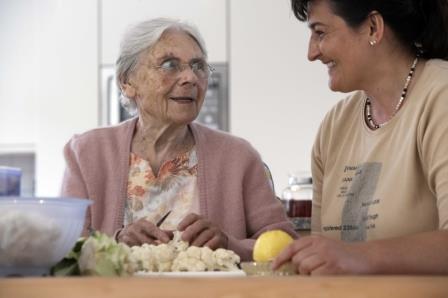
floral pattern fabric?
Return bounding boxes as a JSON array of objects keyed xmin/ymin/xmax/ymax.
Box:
[{"xmin": 124, "ymin": 148, "xmax": 199, "ymax": 230}]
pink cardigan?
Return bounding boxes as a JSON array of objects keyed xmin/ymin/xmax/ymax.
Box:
[{"xmin": 61, "ymin": 118, "xmax": 297, "ymax": 261}]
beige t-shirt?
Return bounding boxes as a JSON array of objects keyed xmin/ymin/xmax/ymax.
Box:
[{"xmin": 312, "ymin": 59, "xmax": 448, "ymax": 241}]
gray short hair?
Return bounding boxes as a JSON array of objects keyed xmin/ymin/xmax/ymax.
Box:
[{"xmin": 116, "ymin": 18, "xmax": 208, "ymax": 116}]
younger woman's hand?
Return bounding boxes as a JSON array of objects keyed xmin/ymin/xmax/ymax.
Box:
[{"xmin": 272, "ymin": 235, "xmax": 371, "ymax": 275}]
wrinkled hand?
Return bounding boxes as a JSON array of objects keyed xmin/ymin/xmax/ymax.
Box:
[
  {"xmin": 177, "ymin": 213, "xmax": 228, "ymax": 250},
  {"xmin": 272, "ymin": 235, "xmax": 371, "ymax": 275},
  {"xmin": 117, "ymin": 218, "xmax": 172, "ymax": 247}
]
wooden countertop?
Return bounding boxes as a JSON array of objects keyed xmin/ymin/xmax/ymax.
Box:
[{"xmin": 1, "ymin": 276, "xmax": 447, "ymax": 298}]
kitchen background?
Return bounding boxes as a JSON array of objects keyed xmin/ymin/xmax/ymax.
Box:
[{"xmin": 0, "ymin": 0, "xmax": 341, "ymax": 197}]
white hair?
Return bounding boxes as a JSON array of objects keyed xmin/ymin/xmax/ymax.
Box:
[{"xmin": 115, "ymin": 18, "xmax": 208, "ymax": 116}]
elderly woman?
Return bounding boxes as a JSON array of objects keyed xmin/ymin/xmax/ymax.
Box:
[
  {"xmin": 273, "ymin": 0, "xmax": 448, "ymax": 274},
  {"xmin": 61, "ymin": 18, "xmax": 296, "ymax": 261}
]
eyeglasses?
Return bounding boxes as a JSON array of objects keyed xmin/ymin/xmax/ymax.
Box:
[{"xmin": 150, "ymin": 58, "xmax": 214, "ymax": 80}]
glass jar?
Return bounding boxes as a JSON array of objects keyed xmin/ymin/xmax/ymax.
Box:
[{"xmin": 281, "ymin": 173, "xmax": 312, "ymax": 231}]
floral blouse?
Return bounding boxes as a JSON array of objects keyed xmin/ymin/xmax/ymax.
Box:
[{"xmin": 124, "ymin": 148, "xmax": 199, "ymax": 230}]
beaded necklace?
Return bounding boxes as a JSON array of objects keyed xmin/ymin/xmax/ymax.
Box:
[{"xmin": 365, "ymin": 56, "xmax": 419, "ymax": 130}]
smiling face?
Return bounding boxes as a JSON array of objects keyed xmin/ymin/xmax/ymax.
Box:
[
  {"xmin": 125, "ymin": 29, "xmax": 208, "ymax": 126},
  {"xmin": 307, "ymin": 0, "xmax": 371, "ymax": 92}
]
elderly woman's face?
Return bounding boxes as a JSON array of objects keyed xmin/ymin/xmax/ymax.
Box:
[
  {"xmin": 306, "ymin": 0, "xmax": 371, "ymax": 92},
  {"xmin": 128, "ymin": 29, "xmax": 208, "ymax": 126}
]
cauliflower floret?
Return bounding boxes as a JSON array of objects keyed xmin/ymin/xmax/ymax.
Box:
[
  {"xmin": 168, "ymin": 231, "xmax": 188, "ymax": 252},
  {"xmin": 152, "ymin": 243, "xmax": 175, "ymax": 272},
  {"xmin": 199, "ymin": 246, "xmax": 215, "ymax": 271},
  {"xmin": 213, "ymin": 248, "xmax": 240, "ymax": 271},
  {"xmin": 78, "ymin": 233, "xmax": 135, "ymax": 276},
  {"xmin": 185, "ymin": 246, "xmax": 202, "ymax": 259},
  {"xmin": 127, "ymin": 230, "xmax": 241, "ymax": 273},
  {"xmin": 171, "ymin": 250, "xmax": 207, "ymax": 272},
  {"xmin": 130, "ymin": 244, "xmax": 157, "ymax": 272}
]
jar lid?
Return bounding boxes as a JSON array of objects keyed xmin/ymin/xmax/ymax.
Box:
[{"xmin": 288, "ymin": 175, "xmax": 312, "ymax": 185}]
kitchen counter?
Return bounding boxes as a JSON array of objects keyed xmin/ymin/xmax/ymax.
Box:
[{"xmin": 1, "ymin": 276, "xmax": 447, "ymax": 298}]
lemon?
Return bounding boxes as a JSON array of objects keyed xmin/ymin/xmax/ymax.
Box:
[{"xmin": 253, "ymin": 230, "xmax": 294, "ymax": 262}]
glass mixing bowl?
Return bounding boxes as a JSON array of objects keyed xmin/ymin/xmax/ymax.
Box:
[{"xmin": 0, "ymin": 196, "xmax": 91, "ymax": 276}]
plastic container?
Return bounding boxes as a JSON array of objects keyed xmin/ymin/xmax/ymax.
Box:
[
  {"xmin": 0, "ymin": 166, "xmax": 22, "ymax": 196},
  {"xmin": 281, "ymin": 173, "xmax": 312, "ymax": 231},
  {"xmin": 0, "ymin": 197, "xmax": 92, "ymax": 276}
]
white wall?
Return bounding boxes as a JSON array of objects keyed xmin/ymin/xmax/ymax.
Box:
[
  {"xmin": 1, "ymin": 0, "xmax": 343, "ymax": 196},
  {"xmin": 100, "ymin": 0, "xmax": 227, "ymax": 64},
  {"xmin": 34, "ymin": 0, "xmax": 98, "ymax": 196},
  {"xmin": 0, "ymin": 0, "xmax": 98, "ymax": 196},
  {"xmin": 229, "ymin": 0, "xmax": 341, "ymax": 194},
  {"xmin": 0, "ymin": 0, "xmax": 38, "ymax": 149}
]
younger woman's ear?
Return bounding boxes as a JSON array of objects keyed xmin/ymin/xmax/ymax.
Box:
[
  {"xmin": 367, "ymin": 11, "xmax": 385, "ymax": 43},
  {"xmin": 120, "ymin": 80, "xmax": 136, "ymax": 99}
]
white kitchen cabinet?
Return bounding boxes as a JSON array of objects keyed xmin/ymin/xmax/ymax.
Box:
[{"xmin": 100, "ymin": 0, "xmax": 228, "ymax": 65}]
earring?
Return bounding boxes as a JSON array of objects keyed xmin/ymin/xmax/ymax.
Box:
[{"xmin": 369, "ymin": 40, "xmax": 377, "ymax": 46}]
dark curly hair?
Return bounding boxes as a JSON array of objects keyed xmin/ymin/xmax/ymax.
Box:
[{"xmin": 290, "ymin": 0, "xmax": 448, "ymax": 60}]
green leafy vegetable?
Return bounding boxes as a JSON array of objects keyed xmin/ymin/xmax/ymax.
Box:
[
  {"xmin": 51, "ymin": 237, "xmax": 86, "ymax": 276},
  {"xmin": 50, "ymin": 232, "xmax": 134, "ymax": 277}
]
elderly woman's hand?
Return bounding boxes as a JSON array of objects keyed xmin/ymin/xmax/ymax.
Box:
[
  {"xmin": 177, "ymin": 213, "xmax": 228, "ymax": 250},
  {"xmin": 271, "ymin": 235, "xmax": 372, "ymax": 275},
  {"xmin": 116, "ymin": 218, "xmax": 172, "ymax": 247}
]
